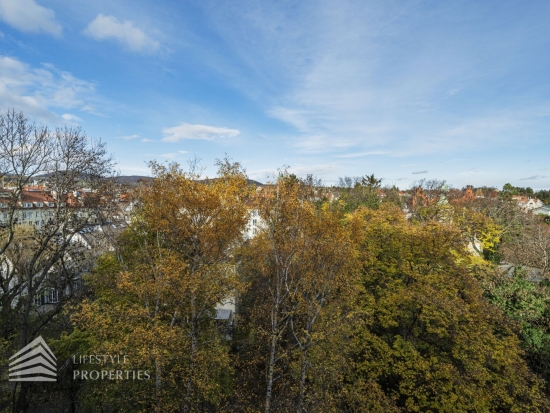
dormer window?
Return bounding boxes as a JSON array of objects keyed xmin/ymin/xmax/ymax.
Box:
[
  {"xmin": 35, "ymin": 202, "xmax": 43, "ymax": 207},
  {"xmin": 48, "ymin": 202, "xmax": 55, "ymax": 207},
  {"xmin": 23, "ymin": 202, "xmax": 33, "ymax": 208}
]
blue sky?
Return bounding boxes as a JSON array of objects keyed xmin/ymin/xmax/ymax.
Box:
[{"xmin": 1, "ymin": 0, "xmax": 549, "ymax": 189}]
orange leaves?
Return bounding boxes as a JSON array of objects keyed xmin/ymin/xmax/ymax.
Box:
[{"xmin": 71, "ymin": 159, "xmax": 251, "ymax": 411}]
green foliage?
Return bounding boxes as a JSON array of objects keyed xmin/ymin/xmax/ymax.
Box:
[
  {"xmin": 347, "ymin": 205, "xmax": 549, "ymax": 411},
  {"xmin": 484, "ymin": 268, "xmax": 550, "ymax": 394},
  {"xmin": 502, "ymin": 183, "xmax": 547, "ymax": 201},
  {"xmin": 535, "ymin": 190, "xmax": 550, "ymax": 205},
  {"xmin": 338, "ymin": 174, "xmax": 382, "ymax": 212}
]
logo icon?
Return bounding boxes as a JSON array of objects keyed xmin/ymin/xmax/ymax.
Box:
[{"xmin": 9, "ymin": 336, "xmax": 57, "ymax": 382}]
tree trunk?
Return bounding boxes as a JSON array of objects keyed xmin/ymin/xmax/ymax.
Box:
[
  {"xmin": 14, "ymin": 383, "xmax": 30, "ymax": 413},
  {"xmin": 183, "ymin": 297, "xmax": 198, "ymax": 413},
  {"xmin": 155, "ymin": 357, "xmax": 162, "ymax": 413},
  {"xmin": 14, "ymin": 275, "xmax": 33, "ymax": 413},
  {"xmin": 265, "ymin": 332, "xmax": 278, "ymax": 413},
  {"xmin": 296, "ymin": 348, "xmax": 309, "ymax": 413}
]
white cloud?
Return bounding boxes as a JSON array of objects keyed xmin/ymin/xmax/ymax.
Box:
[
  {"xmin": 0, "ymin": 55, "xmax": 97, "ymax": 122},
  {"xmin": 162, "ymin": 123, "xmax": 240, "ymax": 142},
  {"xmin": 141, "ymin": 138, "xmax": 154, "ymax": 143},
  {"xmin": 201, "ymin": 2, "xmax": 550, "ymax": 164},
  {"xmin": 61, "ymin": 113, "xmax": 82, "ymax": 122},
  {"xmin": 83, "ymin": 14, "xmax": 159, "ymax": 53},
  {"xmin": 0, "ymin": 0, "xmax": 61, "ymax": 36}
]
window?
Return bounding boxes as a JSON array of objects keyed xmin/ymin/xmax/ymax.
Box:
[
  {"xmin": 36, "ymin": 202, "xmax": 43, "ymax": 207},
  {"xmin": 48, "ymin": 289, "xmax": 59, "ymax": 303},
  {"xmin": 35, "ymin": 288, "xmax": 59, "ymax": 306},
  {"xmin": 48, "ymin": 202, "xmax": 54, "ymax": 207},
  {"xmin": 252, "ymin": 219, "xmax": 257, "ymax": 225}
]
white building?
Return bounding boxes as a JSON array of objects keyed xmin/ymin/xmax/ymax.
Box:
[{"xmin": 512, "ymin": 196, "xmax": 544, "ymax": 211}]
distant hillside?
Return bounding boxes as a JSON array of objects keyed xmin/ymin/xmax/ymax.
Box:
[
  {"xmin": 5, "ymin": 174, "xmax": 263, "ymax": 187},
  {"xmin": 246, "ymin": 179, "xmax": 264, "ymax": 187},
  {"xmin": 117, "ymin": 176, "xmax": 264, "ymax": 186},
  {"xmin": 116, "ymin": 175, "xmax": 154, "ymax": 184},
  {"xmin": 197, "ymin": 178, "xmax": 264, "ymax": 187}
]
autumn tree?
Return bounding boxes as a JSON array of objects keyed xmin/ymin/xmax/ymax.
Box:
[
  {"xmin": 71, "ymin": 159, "xmax": 251, "ymax": 412},
  {"xmin": 237, "ymin": 173, "xmax": 356, "ymax": 412},
  {"xmin": 499, "ymin": 213, "xmax": 550, "ymax": 279},
  {"xmin": 346, "ymin": 205, "xmax": 549, "ymax": 411},
  {"xmin": 408, "ymin": 179, "xmax": 454, "ymax": 222}
]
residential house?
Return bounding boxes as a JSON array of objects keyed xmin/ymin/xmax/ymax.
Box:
[{"xmin": 512, "ymin": 195, "xmax": 544, "ymax": 211}]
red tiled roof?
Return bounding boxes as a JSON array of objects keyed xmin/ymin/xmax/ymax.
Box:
[{"xmin": 21, "ymin": 190, "xmax": 55, "ymax": 203}]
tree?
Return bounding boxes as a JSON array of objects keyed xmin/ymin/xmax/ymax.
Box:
[
  {"xmin": 500, "ymin": 214, "xmax": 550, "ymax": 279},
  {"xmin": 361, "ymin": 173, "xmax": 382, "ymax": 190},
  {"xmin": 337, "ymin": 174, "xmax": 382, "ymax": 211},
  {"xmin": 238, "ymin": 173, "xmax": 355, "ymax": 412},
  {"xmin": 0, "ymin": 110, "xmax": 114, "ymax": 412},
  {"xmin": 484, "ymin": 267, "xmax": 550, "ymax": 396},
  {"xmin": 346, "ymin": 205, "xmax": 549, "ymax": 411},
  {"xmin": 72, "ymin": 159, "xmax": 251, "ymax": 412},
  {"xmin": 535, "ymin": 190, "xmax": 550, "ymax": 205}
]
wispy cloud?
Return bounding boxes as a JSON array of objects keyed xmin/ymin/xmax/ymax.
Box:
[
  {"xmin": 268, "ymin": 107, "xmax": 312, "ymax": 131},
  {"xmin": 162, "ymin": 123, "xmax": 239, "ymax": 142},
  {"xmin": 0, "ymin": 0, "xmax": 61, "ymax": 36},
  {"xmin": 61, "ymin": 113, "xmax": 82, "ymax": 123},
  {"xmin": 83, "ymin": 14, "xmax": 159, "ymax": 53},
  {"xmin": 0, "ymin": 55, "xmax": 97, "ymax": 122},
  {"xmin": 520, "ymin": 175, "xmax": 546, "ymax": 181},
  {"xmin": 141, "ymin": 138, "xmax": 154, "ymax": 143},
  {"xmin": 412, "ymin": 170, "xmax": 428, "ymax": 175},
  {"xmin": 200, "ymin": 1, "xmax": 550, "ymax": 163}
]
